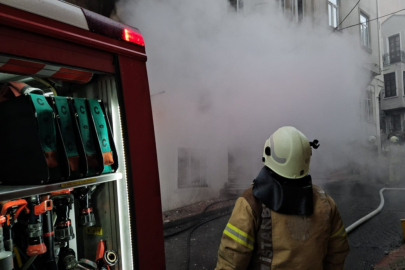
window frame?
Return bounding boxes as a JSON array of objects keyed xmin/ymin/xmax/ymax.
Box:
[
  {"xmin": 296, "ymin": 0, "xmax": 304, "ymax": 22},
  {"xmin": 327, "ymin": 0, "xmax": 339, "ymax": 28},
  {"xmin": 177, "ymin": 147, "xmax": 208, "ymax": 189},
  {"xmin": 384, "ymin": 72, "xmax": 397, "ymax": 98},
  {"xmin": 386, "ymin": 33, "xmax": 402, "ymax": 64},
  {"xmin": 366, "ymin": 90, "xmax": 373, "ymax": 121},
  {"xmin": 403, "ymin": 71, "xmax": 405, "ymax": 95},
  {"xmin": 359, "ymin": 10, "xmax": 371, "ymax": 49},
  {"xmin": 392, "ymin": 114, "xmax": 401, "ymax": 132},
  {"xmin": 281, "ymin": 0, "xmax": 304, "ymax": 22}
]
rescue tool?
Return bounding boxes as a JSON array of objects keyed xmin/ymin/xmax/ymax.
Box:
[
  {"xmin": 41, "ymin": 195, "xmax": 58, "ymax": 270},
  {"xmin": 0, "ymin": 215, "xmax": 13, "ymax": 270},
  {"xmin": 50, "ymin": 190, "xmax": 75, "ymax": 242}
]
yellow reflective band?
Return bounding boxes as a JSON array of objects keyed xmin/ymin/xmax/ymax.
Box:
[
  {"xmin": 226, "ymin": 223, "xmax": 255, "ymax": 242},
  {"xmin": 331, "ymin": 225, "xmax": 346, "ymax": 238},
  {"xmin": 224, "ymin": 230, "xmax": 254, "ymax": 250}
]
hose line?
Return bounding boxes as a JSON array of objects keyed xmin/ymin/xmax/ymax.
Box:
[
  {"xmin": 164, "ymin": 198, "xmax": 237, "ymax": 238},
  {"xmin": 346, "ymin": 188, "xmax": 405, "ymax": 234}
]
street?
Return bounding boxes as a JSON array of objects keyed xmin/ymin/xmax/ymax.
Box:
[{"xmin": 165, "ymin": 178, "xmax": 405, "ymax": 270}]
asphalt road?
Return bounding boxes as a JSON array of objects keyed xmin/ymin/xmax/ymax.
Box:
[{"xmin": 164, "ymin": 178, "xmax": 405, "ymax": 270}]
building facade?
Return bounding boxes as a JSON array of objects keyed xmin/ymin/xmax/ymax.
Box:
[
  {"xmin": 231, "ymin": 0, "xmax": 383, "ymax": 146},
  {"xmin": 153, "ymin": 0, "xmax": 384, "ymax": 211},
  {"xmin": 380, "ymin": 15, "xmax": 405, "ymax": 137}
]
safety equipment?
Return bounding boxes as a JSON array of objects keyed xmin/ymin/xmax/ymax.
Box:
[
  {"xmin": 253, "ymin": 166, "xmax": 313, "ymax": 215},
  {"xmin": 390, "ymin": 136, "xmax": 399, "ymax": 143},
  {"xmin": 50, "ymin": 190, "xmax": 75, "ymax": 242},
  {"xmin": 0, "ymin": 216, "xmax": 14, "ymax": 270},
  {"xmin": 0, "ymin": 199, "xmax": 29, "ymax": 253},
  {"xmin": 368, "ymin": 135, "xmax": 377, "ymax": 144},
  {"xmin": 41, "ymin": 195, "xmax": 58, "ymax": 270},
  {"xmin": 96, "ymin": 240, "xmax": 119, "ymax": 270},
  {"xmin": 215, "ymin": 186, "xmax": 349, "ymax": 270},
  {"xmin": 76, "ymin": 186, "xmax": 97, "ymax": 227},
  {"xmin": 58, "ymin": 247, "xmax": 97, "ymax": 270},
  {"xmin": 262, "ymin": 127, "xmax": 313, "ymax": 179},
  {"xmin": 0, "ymin": 82, "xmax": 43, "ymax": 103},
  {"xmin": 22, "ymin": 195, "xmax": 51, "ymax": 256}
]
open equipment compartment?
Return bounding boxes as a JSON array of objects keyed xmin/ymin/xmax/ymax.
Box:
[
  {"xmin": 0, "ymin": 1, "xmax": 166, "ymax": 270},
  {"xmin": 0, "ymin": 57, "xmax": 127, "ymax": 270}
]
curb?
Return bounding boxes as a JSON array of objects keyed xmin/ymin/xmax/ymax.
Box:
[{"xmin": 163, "ymin": 205, "xmax": 234, "ymax": 230}]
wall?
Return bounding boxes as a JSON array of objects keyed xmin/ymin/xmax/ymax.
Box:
[
  {"xmin": 381, "ymin": 16, "xmax": 405, "ymax": 112},
  {"xmin": 380, "ymin": 0, "xmax": 405, "ymax": 23},
  {"xmin": 152, "ymin": 92, "xmax": 229, "ymax": 211}
]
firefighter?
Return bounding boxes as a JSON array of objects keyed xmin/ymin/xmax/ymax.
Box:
[
  {"xmin": 388, "ymin": 136, "xmax": 401, "ymax": 183},
  {"xmin": 215, "ymin": 127, "xmax": 349, "ymax": 270}
]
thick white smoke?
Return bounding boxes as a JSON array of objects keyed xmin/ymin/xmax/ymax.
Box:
[{"xmin": 115, "ymin": 0, "xmax": 377, "ymax": 209}]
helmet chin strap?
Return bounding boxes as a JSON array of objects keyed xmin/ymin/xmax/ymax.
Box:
[{"xmin": 310, "ymin": 139, "xmax": 320, "ymax": 149}]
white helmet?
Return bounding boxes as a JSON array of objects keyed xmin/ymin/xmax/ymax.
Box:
[
  {"xmin": 262, "ymin": 126, "xmax": 315, "ymax": 179},
  {"xmin": 368, "ymin": 135, "xmax": 376, "ymax": 144},
  {"xmin": 390, "ymin": 136, "xmax": 399, "ymax": 143}
]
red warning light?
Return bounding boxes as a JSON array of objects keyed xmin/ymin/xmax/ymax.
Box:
[{"xmin": 123, "ymin": 28, "xmax": 145, "ymax": 47}]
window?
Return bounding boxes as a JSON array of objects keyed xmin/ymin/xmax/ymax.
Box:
[
  {"xmin": 228, "ymin": 0, "xmax": 243, "ymax": 11},
  {"xmin": 392, "ymin": 115, "xmax": 401, "ymax": 132},
  {"xmin": 178, "ymin": 148, "xmax": 207, "ymax": 188},
  {"xmin": 328, "ymin": 0, "xmax": 338, "ymax": 28},
  {"xmin": 280, "ymin": 0, "xmax": 285, "ymax": 10},
  {"xmin": 403, "ymin": 71, "xmax": 405, "ymax": 95},
  {"xmin": 360, "ymin": 12, "xmax": 370, "ymax": 48},
  {"xmin": 389, "ymin": 34, "xmax": 401, "ymax": 63},
  {"xmin": 366, "ymin": 91, "xmax": 373, "ymax": 121},
  {"xmin": 297, "ymin": 0, "xmax": 303, "ymax": 22},
  {"xmin": 280, "ymin": 0, "xmax": 303, "ymax": 22},
  {"xmin": 384, "ymin": 73, "xmax": 396, "ymax": 98}
]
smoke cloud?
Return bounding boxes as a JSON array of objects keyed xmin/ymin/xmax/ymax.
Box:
[{"xmin": 115, "ymin": 0, "xmax": 379, "ymax": 208}]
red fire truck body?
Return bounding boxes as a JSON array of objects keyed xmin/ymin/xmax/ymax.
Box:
[{"xmin": 0, "ymin": 0, "xmax": 165, "ymax": 269}]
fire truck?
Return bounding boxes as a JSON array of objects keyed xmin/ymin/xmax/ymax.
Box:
[{"xmin": 0, "ymin": 0, "xmax": 165, "ymax": 269}]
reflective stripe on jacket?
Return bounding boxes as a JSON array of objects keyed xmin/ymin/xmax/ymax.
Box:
[{"xmin": 215, "ymin": 186, "xmax": 349, "ymax": 270}]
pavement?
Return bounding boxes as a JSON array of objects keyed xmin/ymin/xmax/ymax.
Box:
[
  {"xmin": 164, "ymin": 176, "xmax": 405, "ymax": 270},
  {"xmin": 375, "ymin": 245, "xmax": 405, "ymax": 269}
]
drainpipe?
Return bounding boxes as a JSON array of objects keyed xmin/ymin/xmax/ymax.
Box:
[{"xmin": 375, "ymin": 0, "xmax": 383, "ymax": 156}]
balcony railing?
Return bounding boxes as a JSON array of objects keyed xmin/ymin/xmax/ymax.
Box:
[{"xmin": 383, "ymin": 50, "xmax": 405, "ymax": 66}]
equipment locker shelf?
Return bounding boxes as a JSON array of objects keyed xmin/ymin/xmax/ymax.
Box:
[{"xmin": 0, "ymin": 173, "xmax": 123, "ymax": 201}]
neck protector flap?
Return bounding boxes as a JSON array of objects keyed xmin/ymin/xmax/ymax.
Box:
[{"xmin": 252, "ymin": 166, "xmax": 313, "ymax": 215}]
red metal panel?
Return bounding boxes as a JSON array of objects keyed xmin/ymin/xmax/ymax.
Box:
[
  {"xmin": 51, "ymin": 67, "xmax": 92, "ymax": 84},
  {"xmin": 0, "ymin": 4, "xmax": 146, "ymax": 61},
  {"xmin": 0, "ymin": 24, "xmax": 114, "ymax": 73},
  {"xmin": 118, "ymin": 55, "xmax": 165, "ymax": 270},
  {"xmin": 0, "ymin": 57, "xmax": 93, "ymax": 84},
  {"xmin": 0, "ymin": 58, "xmax": 45, "ymax": 74}
]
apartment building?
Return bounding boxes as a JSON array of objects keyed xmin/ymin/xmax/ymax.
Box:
[
  {"xmin": 380, "ymin": 15, "xmax": 405, "ymax": 135},
  {"xmin": 152, "ymin": 0, "xmax": 385, "ymax": 210},
  {"xmin": 239, "ymin": 0, "xmax": 383, "ymax": 140}
]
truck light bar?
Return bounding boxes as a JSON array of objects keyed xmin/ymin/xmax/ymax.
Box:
[
  {"xmin": 82, "ymin": 9, "xmax": 145, "ymax": 47},
  {"xmin": 123, "ymin": 28, "xmax": 145, "ymax": 47}
]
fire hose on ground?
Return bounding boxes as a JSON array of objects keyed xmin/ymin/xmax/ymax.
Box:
[
  {"xmin": 345, "ymin": 187, "xmax": 405, "ymax": 234},
  {"xmin": 164, "ymin": 198, "xmax": 237, "ymax": 270}
]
